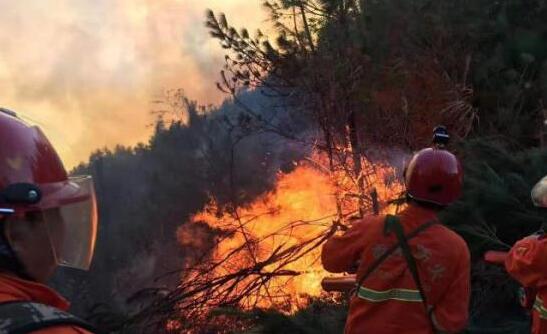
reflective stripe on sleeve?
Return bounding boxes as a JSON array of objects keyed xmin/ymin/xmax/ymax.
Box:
[
  {"xmin": 534, "ymin": 296, "xmax": 547, "ymax": 320},
  {"xmin": 357, "ymin": 286, "xmax": 423, "ymax": 303}
]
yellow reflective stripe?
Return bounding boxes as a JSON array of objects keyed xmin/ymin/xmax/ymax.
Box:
[
  {"xmin": 358, "ymin": 286, "xmax": 423, "ymax": 303},
  {"xmin": 534, "ymin": 296, "xmax": 547, "ymax": 320}
]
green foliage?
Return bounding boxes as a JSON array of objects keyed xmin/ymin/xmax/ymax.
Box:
[
  {"xmin": 436, "ymin": 138, "xmax": 546, "ymax": 331},
  {"xmin": 369, "ymin": 0, "xmax": 547, "ymax": 143},
  {"xmin": 441, "ymin": 139, "xmax": 547, "ymax": 255}
]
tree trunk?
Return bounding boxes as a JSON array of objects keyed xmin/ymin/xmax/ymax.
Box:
[
  {"xmin": 323, "ymin": 113, "xmax": 344, "ymax": 223},
  {"xmin": 299, "ymin": 4, "xmax": 315, "ymax": 53},
  {"xmin": 347, "ymin": 110, "xmax": 368, "ymax": 216}
]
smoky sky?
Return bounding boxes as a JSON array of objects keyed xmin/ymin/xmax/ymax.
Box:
[{"xmin": 0, "ymin": 0, "xmax": 266, "ymax": 167}]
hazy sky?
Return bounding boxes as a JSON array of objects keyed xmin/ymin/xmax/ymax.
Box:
[{"xmin": 0, "ymin": 0, "xmax": 266, "ymax": 167}]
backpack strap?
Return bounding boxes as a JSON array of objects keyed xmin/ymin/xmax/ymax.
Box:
[
  {"xmin": 354, "ymin": 217, "xmax": 438, "ymax": 291},
  {"xmin": 0, "ymin": 301, "xmax": 97, "ymax": 334},
  {"xmin": 384, "ymin": 215, "xmax": 439, "ymax": 334}
]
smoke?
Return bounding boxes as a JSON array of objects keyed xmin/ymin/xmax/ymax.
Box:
[{"xmin": 0, "ymin": 0, "xmax": 266, "ymax": 167}]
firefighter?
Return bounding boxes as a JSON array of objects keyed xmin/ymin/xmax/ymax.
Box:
[
  {"xmin": 505, "ymin": 175, "xmax": 547, "ymax": 334},
  {"xmin": 322, "ymin": 128, "xmax": 470, "ymax": 334},
  {"xmin": 0, "ymin": 108, "xmax": 98, "ymax": 333}
]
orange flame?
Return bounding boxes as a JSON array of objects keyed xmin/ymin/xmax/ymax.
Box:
[{"xmin": 177, "ymin": 152, "xmax": 404, "ymax": 315}]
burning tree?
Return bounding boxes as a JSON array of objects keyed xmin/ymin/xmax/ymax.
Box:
[
  {"xmin": 204, "ymin": 0, "xmax": 479, "ymax": 217},
  {"xmin": 123, "ymin": 1, "xmax": 480, "ymax": 332},
  {"xmin": 206, "ymin": 1, "xmax": 384, "ymax": 218},
  {"xmin": 78, "ymin": 1, "xmax": 547, "ymax": 333},
  {"xmin": 125, "ymin": 152, "xmax": 402, "ymax": 332}
]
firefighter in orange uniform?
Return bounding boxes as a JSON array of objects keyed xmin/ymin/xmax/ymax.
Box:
[
  {"xmin": 505, "ymin": 176, "xmax": 547, "ymax": 334},
  {"xmin": 322, "ymin": 128, "xmax": 470, "ymax": 334},
  {"xmin": 0, "ymin": 108, "xmax": 98, "ymax": 333}
]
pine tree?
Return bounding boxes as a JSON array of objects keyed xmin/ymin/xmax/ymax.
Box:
[{"xmin": 439, "ymin": 138, "xmax": 547, "ymax": 331}]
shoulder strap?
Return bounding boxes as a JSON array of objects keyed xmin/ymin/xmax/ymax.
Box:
[
  {"xmin": 0, "ymin": 301, "xmax": 97, "ymax": 334},
  {"xmin": 384, "ymin": 215, "xmax": 439, "ymax": 334},
  {"xmin": 354, "ymin": 217, "xmax": 438, "ymax": 291}
]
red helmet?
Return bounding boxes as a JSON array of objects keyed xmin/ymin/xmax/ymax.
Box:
[
  {"xmin": 0, "ymin": 108, "xmax": 97, "ymax": 270},
  {"xmin": 404, "ymin": 147, "xmax": 463, "ymax": 206}
]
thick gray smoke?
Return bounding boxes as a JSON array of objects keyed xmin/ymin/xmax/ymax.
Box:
[{"xmin": 0, "ymin": 0, "xmax": 266, "ymax": 167}]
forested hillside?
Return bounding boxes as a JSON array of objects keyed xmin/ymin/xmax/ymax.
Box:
[{"xmin": 57, "ymin": 1, "xmax": 547, "ymax": 333}]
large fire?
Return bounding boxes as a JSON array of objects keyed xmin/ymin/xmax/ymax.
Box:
[
  {"xmin": 174, "ymin": 152, "xmax": 404, "ymax": 324},
  {"xmin": 190, "ymin": 166, "xmax": 338, "ymax": 309}
]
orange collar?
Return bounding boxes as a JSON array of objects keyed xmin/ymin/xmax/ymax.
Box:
[{"xmin": 0, "ymin": 273, "xmax": 69, "ymax": 310}]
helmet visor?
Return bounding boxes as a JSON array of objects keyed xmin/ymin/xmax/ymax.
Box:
[{"xmin": 43, "ymin": 176, "xmax": 98, "ymax": 270}]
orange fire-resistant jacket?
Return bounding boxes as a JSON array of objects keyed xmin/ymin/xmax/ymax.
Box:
[
  {"xmin": 321, "ymin": 205, "xmax": 471, "ymax": 334},
  {"xmin": 0, "ymin": 273, "xmax": 92, "ymax": 333},
  {"xmin": 505, "ymin": 234, "xmax": 547, "ymax": 334}
]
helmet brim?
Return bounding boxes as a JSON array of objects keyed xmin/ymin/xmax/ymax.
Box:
[{"xmin": 532, "ymin": 176, "xmax": 547, "ymax": 208}]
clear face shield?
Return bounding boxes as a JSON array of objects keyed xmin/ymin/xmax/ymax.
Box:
[{"xmin": 42, "ymin": 176, "xmax": 98, "ymax": 271}]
